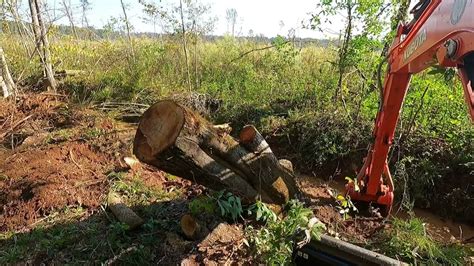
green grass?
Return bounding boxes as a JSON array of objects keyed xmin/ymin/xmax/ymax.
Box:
[
  {"xmin": 188, "ymin": 195, "xmax": 217, "ymax": 216},
  {"xmin": 0, "ymin": 216, "xmax": 168, "ymax": 265},
  {"xmin": 108, "ymin": 171, "xmax": 182, "ymax": 205},
  {"xmin": 45, "ymin": 128, "xmax": 75, "ymax": 144},
  {"xmin": 380, "ymin": 218, "xmax": 467, "ymax": 265}
]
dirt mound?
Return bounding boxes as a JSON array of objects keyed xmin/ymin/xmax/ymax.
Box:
[
  {"xmin": 0, "ymin": 94, "xmax": 77, "ymax": 147},
  {"xmin": 0, "ymin": 142, "xmax": 111, "ymax": 231},
  {"xmin": 0, "ymin": 94, "xmax": 137, "ymax": 232},
  {"xmin": 298, "ymin": 175, "xmax": 386, "ymax": 243}
]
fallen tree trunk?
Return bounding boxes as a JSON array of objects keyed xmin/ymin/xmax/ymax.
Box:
[{"xmin": 133, "ymin": 100, "xmax": 299, "ymax": 207}]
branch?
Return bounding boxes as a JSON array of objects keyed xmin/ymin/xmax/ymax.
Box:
[
  {"xmin": 400, "ymin": 85, "xmax": 430, "ymax": 143},
  {"xmin": 230, "ymin": 41, "xmax": 289, "ymax": 63},
  {"xmin": 0, "ymin": 114, "xmax": 33, "ymax": 141}
]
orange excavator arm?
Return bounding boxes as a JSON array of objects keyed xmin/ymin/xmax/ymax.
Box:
[{"xmin": 346, "ymin": 0, "xmax": 474, "ymax": 214}]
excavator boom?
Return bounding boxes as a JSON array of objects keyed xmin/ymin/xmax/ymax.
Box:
[{"xmin": 346, "ymin": 0, "xmax": 474, "ymax": 214}]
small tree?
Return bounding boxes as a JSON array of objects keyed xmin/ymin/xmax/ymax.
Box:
[
  {"xmin": 159, "ymin": 0, "xmax": 217, "ymax": 90},
  {"xmin": 79, "ymin": 0, "xmax": 90, "ymax": 28},
  {"xmin": 120, "ymin": 0, "xmax": 135, "ymax": 61},
  {"xmin": 61, "ymin": 0, "xmax": 78, "ymax": 39},
  {"xmin": 225, "ymin": 8, "xmax": 237, "ymax": 37},
  {"xmin": 29, "ymin": 0, "xmax": 57, "ymax": 91},
  {"xmin": 140, "ymin": 0, "xmax": 167, "ymax": 41},
  {"xmin": 309, "ymin": 0, "xmax": 392, "ymax": 104}
]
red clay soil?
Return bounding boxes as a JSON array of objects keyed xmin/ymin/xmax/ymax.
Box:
[
  {"xmin": 298, "ymin": 175, "xmax": 387, "ymax": 244},
  {"xmin": 0, "ymin": 94, "xmax": 190, "ymax": 234},
  {"xmin": 0, "ymin": 94, "xmax": 133, "ymax": 232},
  {"xmin": 0, "ymin": 142, "xmax": 110, "ymax": 231}
]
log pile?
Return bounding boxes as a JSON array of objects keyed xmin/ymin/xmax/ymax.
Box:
[{"xmin": 133, "ymin": 100, "xmax": 299, "ymax": 208}]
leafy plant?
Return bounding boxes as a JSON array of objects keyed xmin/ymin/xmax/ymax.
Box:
[
  {"xmin": 246, "ymin": 200, "xmax": 326, "ymax": 265},
  {"xmin": 248, "ymin": 200, "xmax": 277, "ymax": 223},
  {"xmin": 213, "ymin": 190, "xmax": 243, "ymax": 221},
  {"xmin": 336, "ymin": 194, "xmax": 358, "ymax": 220}
]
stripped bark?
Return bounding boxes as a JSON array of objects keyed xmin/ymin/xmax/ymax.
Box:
[{"xmin": 0, "ymin": 47, "xmax": 16, "ymax": 98}]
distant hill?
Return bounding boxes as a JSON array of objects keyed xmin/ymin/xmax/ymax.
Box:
[{"xmin": 0, "ymin": 19, "xmax": 335, "ymax": 47}]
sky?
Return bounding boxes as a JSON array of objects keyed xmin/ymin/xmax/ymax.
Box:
[{"xmin": 37, "ymin": 0, "xmax": 345, "ymax": 38}]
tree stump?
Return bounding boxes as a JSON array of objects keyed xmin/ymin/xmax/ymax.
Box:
[{"xmin": 133, "ymin": 100, "xmax": 299, "ymax": 207}]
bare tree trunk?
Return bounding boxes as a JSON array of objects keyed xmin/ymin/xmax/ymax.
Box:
[
  {"xmin": 30, "ymin": 0, "xmax": 56, "ymax": 91},
  {"xmin": 334, "ymin": 1, "xmax": 353, "ymax": 102},
  {"xmin": 120, "ymin": 0, "xmax": 135, "ymax": 61},
  {"xmin": 82, "ymin": 5, "xmax": 89, "ymax": 28},
  {"xmin": 0, "ymin": 47, "xmax": 16, "ymax": 98},
  {"xmin": 29, "ymin": 0, "xmax": 42, "ymax": 50},
  {"xmin": 231, "ymin": 21, "xmax": 235, "ymax": 37},
  {"xmin": 179, "ymin": 0, "xmax": 192, "ymax": 91},
  {"xmin": 28, "ymin": 0, "xmax": 45, "ymax": 69},
  {"xmin": 80, "ymin": 0, "xmax": 91, "ymax": 39},
  {"xmin": 194, "ymin": 37, "xmax": 199, "ymax": 89},
  {"xmin": 191, "ymin": 21, "xmax": 199, "ymax": 89},
  {"xmin": 61, "ymin": 0, "xmax": 78, "ymax": 39}
]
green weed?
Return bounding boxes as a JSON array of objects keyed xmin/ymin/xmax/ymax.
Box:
[
  {"xmin": 109, "ymin": 172, "xmax": 179, "ymax": 205},
  {"xmin": 188, "ymin": 195, "xmax": 217, "ymax": 216},
  {"xmin": 246, "ymin": 200, "xmax": 326, "ymax": 265},
  {"xmin": 45, "ymin": 128, "xmax": 74, "ymax": 143},
  {"xmin": 213, "ymin": 190, "xmax": 243, "ymax": 221}
]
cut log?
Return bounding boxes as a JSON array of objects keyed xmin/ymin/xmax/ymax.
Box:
[
  {"xmin": 107, "ymin": 192, "xmax": 144, "ymax": 229},
  {"xmin": 55, "ymin": 69, "xmax": 86, "ymax": 78},
  {"xmin": 180, "ymin": 214, "xmax": 209, "ymax": 240},
  {"xmin": 239, "ymin": 125, "xmax": 299, "ymax": 200},
  {"xmin": 133, "ymin": 100, "xmax": 299, "ymax": 207}
]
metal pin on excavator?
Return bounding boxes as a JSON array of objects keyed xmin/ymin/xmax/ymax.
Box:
[{"xmin": 345, "ymin": 0, "xmax": 474, "ymax": 216}]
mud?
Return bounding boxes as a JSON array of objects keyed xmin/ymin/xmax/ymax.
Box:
[{"xmin": 299, "ymin": 174, "xmax": 474, "ymax": 245}]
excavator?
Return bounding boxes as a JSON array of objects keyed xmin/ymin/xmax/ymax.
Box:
[
  {"xmin": 295, "ymin": 0, "xmax": 473, "ymax": 264},
  {"xmin": 344, "ymin": 0, "xmax": 474, "ymax": 215}
]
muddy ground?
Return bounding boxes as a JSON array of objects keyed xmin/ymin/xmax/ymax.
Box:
[{"xmin": 0, "ymin": 94, "xmax": 472, "ymax": 264}]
